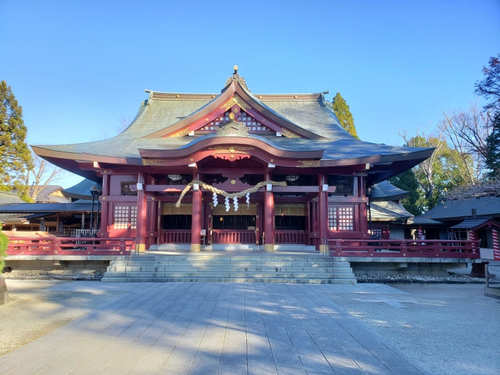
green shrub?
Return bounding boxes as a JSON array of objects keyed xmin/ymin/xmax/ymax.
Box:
[{"xmin": 0, "ymin": 224, "xmax": 8, "ymax": 273}]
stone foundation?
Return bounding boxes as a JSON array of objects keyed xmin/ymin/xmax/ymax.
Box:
[
  {"xmin": 3, "ymin": 260, "xmax": 110, "ymax": 280},
  {"xmin": 351, "ymin": 261, "xmax": 483, "ymax": 283}
]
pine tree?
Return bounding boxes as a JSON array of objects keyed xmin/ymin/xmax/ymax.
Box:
[
  {"xmin": 332, "ymin": 92, "xmax": 359, "ymax": 139},
  {"xmin": 0, "ymin": 81, "xmax": 32, "ymax": 196},
  {"xmin": 485, "ymin": 113, "xmax": 500, "ymax": 179}
]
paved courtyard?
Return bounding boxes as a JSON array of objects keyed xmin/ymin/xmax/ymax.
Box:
[{"xmin": 0, "ymin": 281, "xmax": 499, "ymax": 375}]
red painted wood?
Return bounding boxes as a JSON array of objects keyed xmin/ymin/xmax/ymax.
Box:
[
  {"xmin": 318, "ymin": 175, "xmax": 328, "ymax": 249},
  {"xmin": 328, "ymin": 239, "xmax": 479, "ymax": 259},
  {"xmin": 275, "ymin": 230, "xmax": 306, "ymax": 244},
  {"xmin": 191, "ymin": 171, "xmax": 202, "ymax": 247},
  {"xmin": 159, "ymin": 230, "xmax": 192, "ymax": 244},
  {"xmin": 99, "ymin": 173, "xmax": 110, "ymax": 237},
  {"xmin": 212, "ymin": 230, "xmax": 256, "ymax": 244},
  {"xmin": 264, "ymin": 171, "xmax": 275, "ymax": 247},
  {"xmin": 7, "ymin": 236, "xmax": 134, "ymax": 256},
  {"xmin": 492, "ymin": 228, "xmax": 500, "ymax": 260},
  {"xmin": 135, "ymin": 173, "xmax": 147, "ymax": 250}
]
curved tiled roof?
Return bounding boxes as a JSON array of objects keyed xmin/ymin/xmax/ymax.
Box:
[{"xmin": 32, "ymin": 72, "xmax": 433, "ymax": 181}]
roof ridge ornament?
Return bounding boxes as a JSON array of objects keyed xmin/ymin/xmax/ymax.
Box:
[{"xmin": 223, "ymin": 64, "xmax": 248, "ymax": 91}]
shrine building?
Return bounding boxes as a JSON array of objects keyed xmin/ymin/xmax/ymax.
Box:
[{"xmin": 32, "ymin": 67, "xmax": 433, "ymax": 254}]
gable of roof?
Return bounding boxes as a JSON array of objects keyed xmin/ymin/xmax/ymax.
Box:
[
  {"xmin": 371, "ymin": 180, "xmax": 408, "ymax": 201},
  {"xmin": 142, "ymin": 74, "xmax": 330, "ymax": 139},
  {"xmin": 63, "ymin": 179, "xmax": 101, "ymax": 200}
]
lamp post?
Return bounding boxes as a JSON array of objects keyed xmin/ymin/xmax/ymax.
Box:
[{"xmin": 90, "ymin": 185, "xmax": 100, "ymax": 236}]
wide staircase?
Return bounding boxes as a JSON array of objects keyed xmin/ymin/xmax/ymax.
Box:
[{"xmin": 101, "ymin": 251, "xmax": 357, "ymax": 284}]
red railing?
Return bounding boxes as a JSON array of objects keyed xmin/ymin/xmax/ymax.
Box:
[
  {"xmin": 212, "ymin": 230, "xmax": 256, "ymax": 244},
  {"xmin": 329, "ymin": 239, "xmax": 479, "ymax": 259},
  {"xmin": 275, "ymin": 230, "xmax": 307, "ymax": 244},
  {"xmin": 6, "ymin": 236, "xmax": 134, "ymax": 256},
  {"xmin": 159, "ymin": 230, "xmax": 192, "ymax": 244}
]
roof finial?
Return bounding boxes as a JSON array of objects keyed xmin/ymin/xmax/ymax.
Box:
[{"xmin": 233, "ymin": 64, "xmax": 239, "ymax": 75}]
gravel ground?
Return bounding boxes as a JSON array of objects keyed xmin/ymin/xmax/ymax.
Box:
[{"xmin": 328, "ymin": 283, "xmax": 500, "ymax": 375}]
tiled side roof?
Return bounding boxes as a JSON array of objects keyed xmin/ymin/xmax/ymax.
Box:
[
  {"xmin": 416, "ymin": 196, "xmax": 500, "ymax": 221},
  {"xmin": 370, "ymin": 200, "xmax": 413, "ymax": 222},
  {"xmin": 370, "ymin": 181, "xmax": 408, "ymax": 200}
]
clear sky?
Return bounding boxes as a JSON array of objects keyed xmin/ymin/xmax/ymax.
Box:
[{"xmin": 1, "ymin": 0, "xmax": 499, "ymax": 187}]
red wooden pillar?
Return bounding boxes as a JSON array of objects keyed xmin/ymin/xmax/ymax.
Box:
[
  {"xmin": 191, "ymin": 169, "xmax": 202, "ymax": 252},
  {"xmin": 318, "ymin": 174, "xmax": 329, "ymax": 255},
  {"xmin": 255, "ymin": 202, "xmax": 262, "ymax": 245},
  {"xmin": 99, "ymin": 172, "xmax": 110, "ymax": 238},
  {"xmin": 264, "ymin": 170, "xmax": 275, "ymax": 252},
  {"xmin": 135, "ymin": 172, "xmax": 147, "ymax": 252},
  {"xmin": 358, "ymin": 176, "xmax": 369, "ymax": 237},
  {"xmin": 306, "ymin": 200, "xmax": 311, "ymax": 245},
  {"xmin": 491, "ymin": 228, "xmax": 499, "ymax": 260}
]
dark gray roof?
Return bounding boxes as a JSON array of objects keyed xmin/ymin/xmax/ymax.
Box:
[
  {"xmin": 415, "ymin": 196, "xmax": 500, "ymax": 221},
  {"xmin": 63, "ymin": 179, "xmax": 101, "ymax": 200},
  {"xmin": 0, "ymin": 201, "xmax": 95, "ymax": 213},
  {"xmin": 449, "ymin": 218, "xmax": 490, "ymax": 229},
  {"xmin": 409, "ymin": 216, "xmax": 442, "ymax": 225},
  {"xmin": 370, "ymin": 181, "xmax": 408, "ymax": 200},
  {"xmin": 370, "ymin": 201, "xmax": 413, "ymax": 222}
]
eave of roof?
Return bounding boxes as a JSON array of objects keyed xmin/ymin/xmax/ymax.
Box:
[{"xmin": 0, "ymin": 202, "xmax": 94, "ymax": 213}]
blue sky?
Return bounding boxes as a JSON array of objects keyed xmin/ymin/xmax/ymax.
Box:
[{"xmin": 1, "ymin": 0, "xmax": 499, "ymax": 187}]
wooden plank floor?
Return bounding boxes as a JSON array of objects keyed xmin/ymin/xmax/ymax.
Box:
[{"xmin": 0, "ymin": 283, "xmax": 426, "ymax": 375}]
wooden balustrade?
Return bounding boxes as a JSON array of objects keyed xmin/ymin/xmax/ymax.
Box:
[
  {"xmin": 159, "ymin": 230, "xmax": 192, "ymax": 244},
  {"xmin": 212, "ymin": 230, "xmax": 256, "ymax": 244},
  {"xmin": 328, "ymin": 239, "xmax": 479, "ymax": 259},
  {"xmin": 275, "ymin": 230, "xmax": 306, "ymax": 244},
  {"xmin": 6, "ymin": 236, "xmax": 134, "ymax": 256}
]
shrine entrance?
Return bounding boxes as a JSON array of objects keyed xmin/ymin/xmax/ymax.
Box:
[{"xmin": 209, "ymin": 203, "xmax": 258, "ymax": 245}]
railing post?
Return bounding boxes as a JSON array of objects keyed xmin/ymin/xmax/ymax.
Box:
[
  {"xmin": 334, "ymin": 240, "xmax": 341, "ymax": 257},
  {"xmin": 401, "ymin": 239, "xmax": 407, "ymax": 257}
]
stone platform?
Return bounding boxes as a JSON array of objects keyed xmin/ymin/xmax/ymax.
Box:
[{"xmin": 102, "ymin": 251, "xmax": 357, "ymax": 284}]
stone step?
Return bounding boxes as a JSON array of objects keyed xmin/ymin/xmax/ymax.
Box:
[{"xmin": 102, "ymin": 254, "xmax": 357, "ymax": 284}]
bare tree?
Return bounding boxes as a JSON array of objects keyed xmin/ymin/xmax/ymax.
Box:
[
  {"xmin": 23, "ymin": 155, "xmax": 62, "ymax": 202},
  {"xmin": 439, "ymin": 106, "xmax": 492, "ymax": 181}
]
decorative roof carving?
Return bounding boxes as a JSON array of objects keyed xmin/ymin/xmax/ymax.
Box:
[{"xmin": 216, "ymin": 120, "xmax": 249, "ymax": 137}]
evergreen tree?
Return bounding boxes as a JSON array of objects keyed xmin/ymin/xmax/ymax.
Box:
[
  {"xmin": 332, "ymin": 92, "xmax": 359, "ymax": 139},
  {"xmin": 485, "ymin": 113, "xmax": 500, "ymax": 178},
  {"xmin": 390, "ymin": 170, "xmax": 422, "ymax": 215},
  {"xmin": 0, "ymin": 81, "xmax": 32, "ymax": 197}
]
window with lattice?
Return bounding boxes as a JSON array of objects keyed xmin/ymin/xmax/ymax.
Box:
[
  {"xmin": 113, "ymin": 205, "xmax": 137, "ymax": 230},
  {"xmin": 197, "ymin": 109, "xmax": 276, "ymax": 135},
  {"xmin": 328, "ymin": 205, "xmax": 354, "ymax": 231}
]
